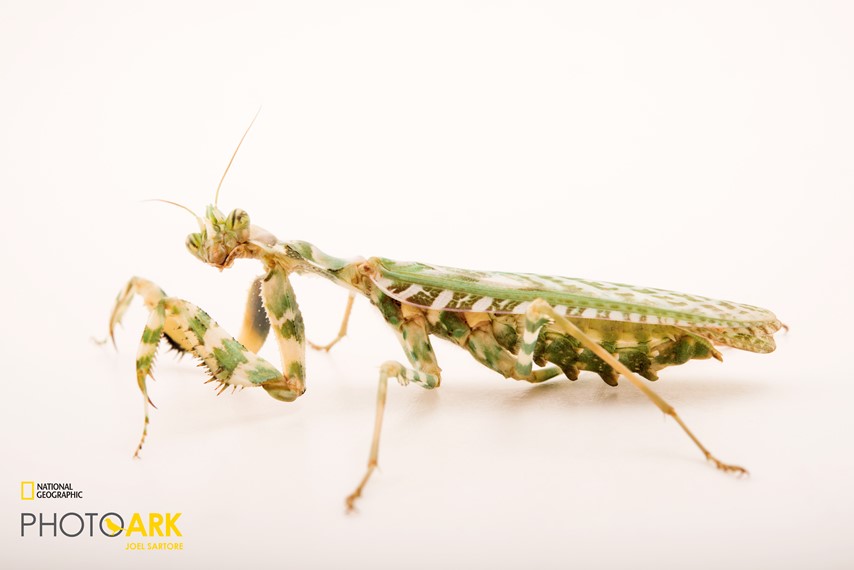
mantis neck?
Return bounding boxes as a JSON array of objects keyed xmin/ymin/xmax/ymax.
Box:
[{"xmin": 247, "ymin": 231, "xmax": 369, "ymax": 296}]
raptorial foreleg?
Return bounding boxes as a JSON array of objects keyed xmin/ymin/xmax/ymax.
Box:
[
  {"xmin": 105, "ymin": 276, "xmax": 295, "ymax": 457},
  {"xmin": 238, "ymin": 276, "xmax": 270, "ymax": 354}
]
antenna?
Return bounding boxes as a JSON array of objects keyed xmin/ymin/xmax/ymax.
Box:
[
  {"xmin": 144, "ymin": 199, "xmax": 202, "ymax": 226},
  {"xmin": 214, "ymin": 107, "xmax": 261, "ymax": 208}
]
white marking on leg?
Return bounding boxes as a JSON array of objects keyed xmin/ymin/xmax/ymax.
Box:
[
  {"xmin": 521, "ymin": 327, "xmax": 539, "ymax": 348},
  {"xmin": 200, "ymin": 326, "xmax": 229, "ymax": 357}
]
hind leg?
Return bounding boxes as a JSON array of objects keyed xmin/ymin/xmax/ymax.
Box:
[{"xmin": 526, "ymin": 299, "xmax": 747, "ymax": 475}]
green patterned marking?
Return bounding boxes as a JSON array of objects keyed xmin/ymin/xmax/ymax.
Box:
[
  {"xmin": 540, "ymin": 333, "xmax": 580, "ymax": 380},
  {"xmin": 286, "ymin": 240, "xmax": 353, "ymax": 271},
  {"xmin": 576, "ymin": 347, "xmax": 614, "ymax": 383},
  {"xmin": 481, "ymin": 344, "xmax": 503, "ymax": 368},
  {"xmin": 617, "ymin": 348, "xmax": 652, "ymax": 380},
  {"xmin": 188, "ymin": 311, "xmax": 211, "ymax": 343},
  {"xmin": 375, "ymin": 258, "xmax": 781, "ymax": 331},
  {"xmin": 246, "ymin": 362, "xmax": 282, "ymax": 385},
  {"xmin": 526, "ymin": 316, "xmax": 548, "ymax": 333},
  {"xmin": 491, "ymin": 316, "xmax": 518, "ymax": 351},
  {"xmin": 136, "ymin": 354, "xmax": 153, "ymax": 370},
  {"xmin": 674, "ymin": 337, "xmax": 695, "ymax": 364},
  {"xmin": 410, "ymin": 340, "xmax": 433, "ymax": 362},
  {"xmin": 375, "ymin": 292, "xmax": 402, "ymax": 326},
  {"xmin": 212, "ymin": 338, "xmax": 249, "ymax": 375},
  {"xmin": 141, "ymin": 326, "xmax": 160, "ymax": 344},
  {"xmin": 280, "ymin": 319, "xmax": 305, "ymax": 343},
  {"xmin": 266, "ymin": 287, "xmax": 293, "ymax": 319},
  {"xmin": 691, "ymin": 339, "xmax": 712, "ymax": 359},
  {"xmin": 438, "ymin": 312, "xmax": 469, "ymax": 340},
  {"xmin": 287, "ymin": 361, "xmax": 305, "ymax": 381}
]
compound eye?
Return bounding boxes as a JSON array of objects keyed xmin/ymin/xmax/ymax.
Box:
[
  {"xmin": 185, "ymin": 232, "xmax": 203, "ymax": 254},
  {"xmin": 226, "ymin": 209, "xmax": 249, "ymax": 230}
]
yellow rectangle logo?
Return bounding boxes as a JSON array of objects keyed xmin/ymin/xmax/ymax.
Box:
[{"xmin": 21, "ymin": 481, "xmax": 34, "ymax": 500}]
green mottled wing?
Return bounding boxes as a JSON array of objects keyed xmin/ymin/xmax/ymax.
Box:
[{"xmin": 372, "ymin": 258, "xmax": 782, "ymax": 352}]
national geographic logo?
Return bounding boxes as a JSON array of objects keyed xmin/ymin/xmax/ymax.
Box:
[
  {"xmin": 19, "ymin": 482, "xmax": 184, "ymax": 551},
  {"xmin": 21, "ymin": 481, "xmax": 83, "ymax": 500}
]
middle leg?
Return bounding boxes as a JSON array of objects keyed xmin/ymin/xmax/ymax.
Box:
[
  {"xmin": 345, "ymin": 306, "xmax": 441, "ymax": 512},
  {"xmin": 459, "ymin": 311, "xmax": 563, "ymax": 383},
  {"xmin": 308, "ymin": 293, "xmax": 356, "ymax": 352}
]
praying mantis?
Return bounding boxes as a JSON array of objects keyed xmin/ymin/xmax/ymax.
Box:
[{"xmin": 105, "ymin": 115, "xmax": 783, "ymax": 511}]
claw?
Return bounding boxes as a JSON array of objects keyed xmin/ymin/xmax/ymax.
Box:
[
  {"xmin": 345, "ymin": 495, "xmax": 358, "ymax": 514},
  {"xmin": 707, "ymin": 454, "xmax": 749, "ymax": 476},
  {"xmin": 307, "ymin": 339, "xmax": 337, "ymax": 352}
]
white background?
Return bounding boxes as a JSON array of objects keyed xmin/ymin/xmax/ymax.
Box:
[{"xmin": 2, "ymin": 1, "xmax": 853, "ymax": 568}]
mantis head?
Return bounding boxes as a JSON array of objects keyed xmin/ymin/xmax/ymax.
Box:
[
  {"xmin": 159, "ymin": 109, "xmax": 265, "ymax": 269},
  {"xmin": 185, "ymin": 205, "xmax": 251, "ymax": 269}
]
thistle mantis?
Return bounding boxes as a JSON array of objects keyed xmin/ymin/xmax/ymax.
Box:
[{"xmin": 105, "ymin": 116, "xmax": 783, "ymax": 511}]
